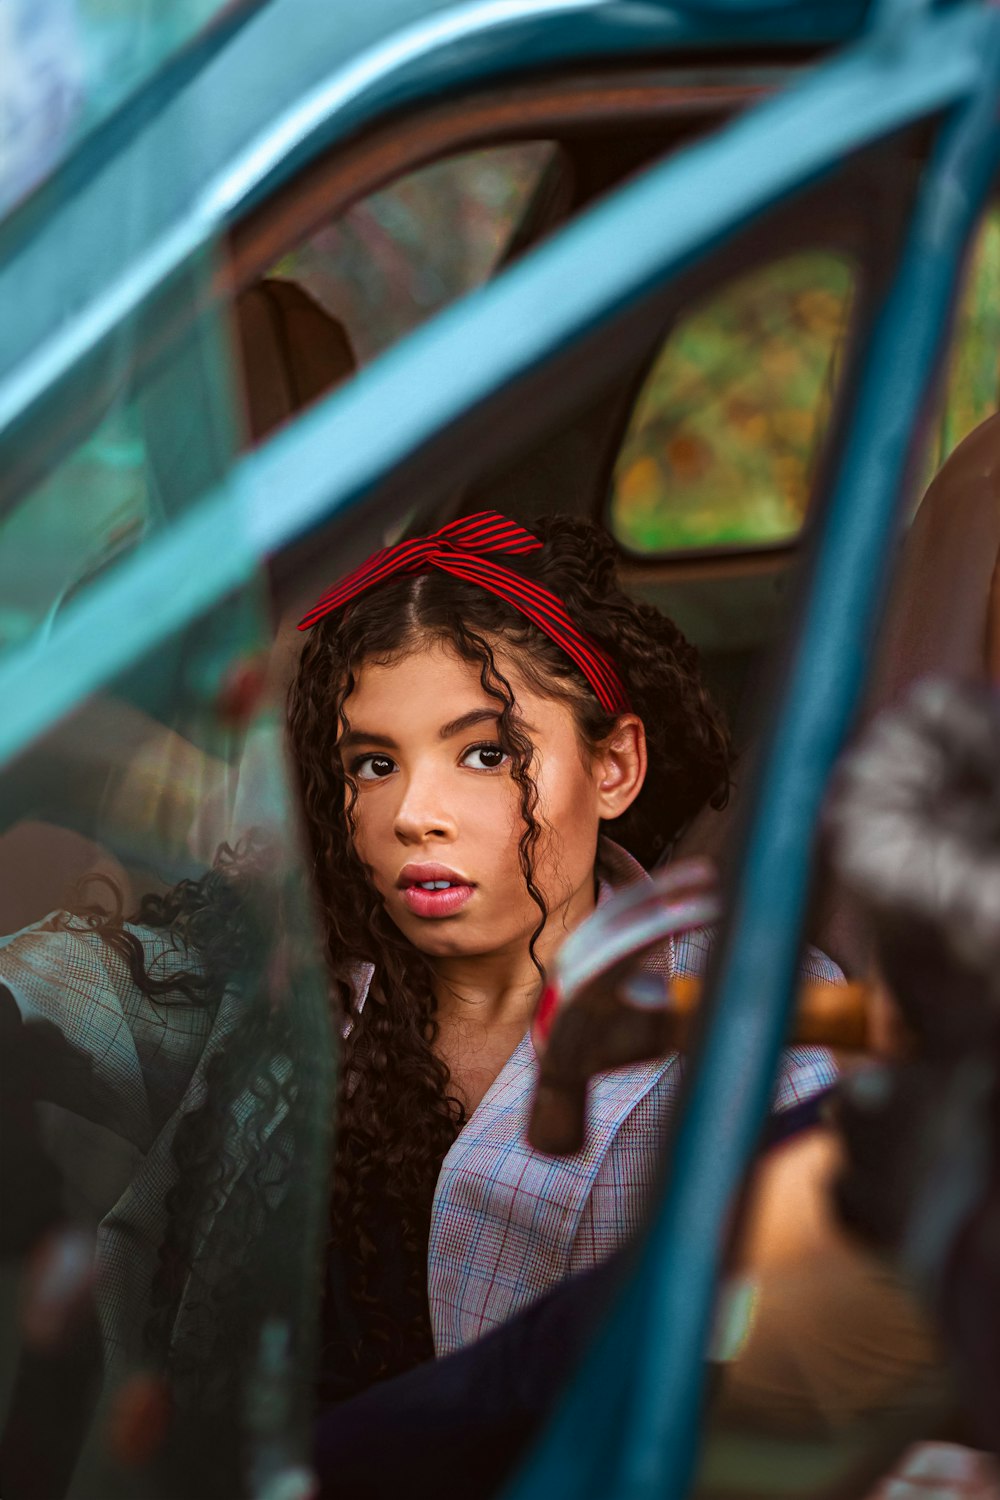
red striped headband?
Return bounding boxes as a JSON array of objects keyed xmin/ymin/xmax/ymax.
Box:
[{"xmin": 297, "ymin": 512, "xmax": 632, "ymax": 715}]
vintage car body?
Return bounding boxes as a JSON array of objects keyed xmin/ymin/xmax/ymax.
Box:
[{"xmin": 1, "ymin": 2, "xmax": 998, "ymax": 1496}]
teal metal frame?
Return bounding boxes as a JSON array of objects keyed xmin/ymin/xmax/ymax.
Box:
[
  {"xmin": 0, "ymin": 0, "xmax": 869, "ymax": 473},
  {"xmin": 0, "ymin": 2, "xmax": 992, "ymax": 765},
  {"xmin": 1, "ymin": 2, "xmax": 999, "ymax": 1496}
]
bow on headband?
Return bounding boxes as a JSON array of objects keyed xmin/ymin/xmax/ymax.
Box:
[{"xmin": 297, "ymin": 511, "xmax": 631, "ymax": 715}]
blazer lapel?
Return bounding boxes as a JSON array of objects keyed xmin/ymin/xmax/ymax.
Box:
[{"xmin": 427, "ymin": 840, "xmax": 676, "ymax": 1356}]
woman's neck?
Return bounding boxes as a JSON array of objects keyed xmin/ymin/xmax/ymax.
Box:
[
  {"xmin": 431, "ymin": 950, "xmax": 542, "ymax": 1032},
  {"xmin": 429, "ymin": 876, "xmax": 599, "ymax": 1031}
]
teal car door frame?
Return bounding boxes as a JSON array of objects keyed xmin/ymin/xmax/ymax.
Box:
[
  {"xmin": 1, "ymin": 3, "xmax": 999, "ymax": 1496},
  {"xmin": 0, "ymin": 1, "xmax": 991, "ymax": 777},
  {"xmin": 0, "ymin": 0, "xmax": 875, "ymax": 509}
]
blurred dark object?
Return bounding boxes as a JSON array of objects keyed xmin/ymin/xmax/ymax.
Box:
[
  {"xmin": 826, "ymin": 680, "xmax": 1000, "ymax": 1454},
  {"xmin": 819, "ymin": 411, "xmax": 1000, "ymax": 977},
  {"xmin": 828, "ymin": 681, "xmax": 1000, "ymax": 999},
  {"xmin": 106, "ymin": 1373, "xmax": 171, "ymax": 1470},
  {"xmin": 0, "ymin": 984, "xmax": 103, "ymax": 1499},
  {"xmin": 234, "ymin": 278, "xmax": 356, "ymax": 443},
  {"xmin": 529, "ymin": 859, "xmax": 719, "ymax": 1154},
  {"xmin": 528, "ymin": 857, "xmax": 877, "ymax": 1156},
  {"xmin": 0, "ymin": 988, "xmax": 65, "ymax": 1255}
]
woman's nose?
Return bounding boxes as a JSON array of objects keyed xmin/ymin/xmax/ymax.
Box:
[{"xmin": 392, "ymin": 770, "xmax": 456, "ymax": 844}]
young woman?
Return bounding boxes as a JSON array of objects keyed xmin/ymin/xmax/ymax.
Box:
[
  {"xmin": 0, "ymin": 511, "xmax": 838, "ymax": 1419},
  {"xmin": 289, "ymin": 510, "xmax": 837, "ymax": 1401}
]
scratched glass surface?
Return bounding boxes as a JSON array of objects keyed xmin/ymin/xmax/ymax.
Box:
[
  {"xmin": 0, "ymin": 587, "xmax": 334, "ymax": 1498},
  {"xmin": 0, "ymin": 0, "xmax": 241, "ymax": 217}
]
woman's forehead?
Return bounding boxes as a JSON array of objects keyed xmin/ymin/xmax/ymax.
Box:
[
  {"xmin": 339, "ymin": 641, "xmax": 556, "ymax": 738},
  {"xmin": 346, "ymin": 644, "xmax": 503, "ymax": 721}
]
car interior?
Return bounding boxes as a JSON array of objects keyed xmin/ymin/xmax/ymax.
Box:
[
  {"xmin": 3, "ymin": 62, "xmax": 996, "ymax": 976},
  {"xmin": 1, "ymin": 23, "xmax": 998, "ymax": 1499},
  {"xmin": 217, "ymin": 84, "xmax": 999, "ymax": 976}
]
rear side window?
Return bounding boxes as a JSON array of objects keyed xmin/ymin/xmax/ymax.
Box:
[
  {"xmin": 927, "ymin": 201, "xmax": 1000, "ymax": 478},
  {"xmin": 608, "ymin": 250, "xmax": 855, "ymax": 555},
  {"xmin": 270, "ymin": 142, "xmax": 557, "ymax": 366}
]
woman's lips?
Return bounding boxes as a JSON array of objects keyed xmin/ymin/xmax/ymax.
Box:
[
  {"xmin": 396, "ymin": 863, "xmax": 475, "ymax": 919},
  {"xmin": 400, "ymin": 882, "xmax": 475, "ymax": 919}
]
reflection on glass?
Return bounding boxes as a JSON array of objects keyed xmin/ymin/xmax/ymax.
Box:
[
  {"xmin": 930, "ymin": 203, "xmax": 1000, "ymax": 478},
  {"xmin": 609, "ymin": 251, "xmax": 855, "ymax": 555},
  {"xmin": 0, "ymin": 0, "xmax": 241, "ymax": 219},
  {"xmin": 0, "ymin": 403, "xmax": 151, "ymax": 653},
  {"xmin": 0, "ymin": 269, "xmax": 240, "ymax": 659},
  {"xmin": 272, "ymin": 142, "xmax": 557, "ymax": 365},
  {"xmin": 0, "ymin": 585, "xmax": 334, "ymax": 1498}
]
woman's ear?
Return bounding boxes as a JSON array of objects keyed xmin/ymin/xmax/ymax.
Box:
[{"xmin": 594, "ymin": 715, "xmax": 647, "ymax": 820}]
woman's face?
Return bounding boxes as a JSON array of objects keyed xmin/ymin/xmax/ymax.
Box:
[{"xmin": 338, "ymin": 639, "xmax": 644, "ymax": 968}]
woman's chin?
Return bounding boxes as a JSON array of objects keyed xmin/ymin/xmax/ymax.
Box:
[
  {"xmin": 391, "ymin": 913, "xmax": 506, "ymax": 963},
  {"xmin": 404, "ymin": 927, "xmax": 485, "ymax": 960}
]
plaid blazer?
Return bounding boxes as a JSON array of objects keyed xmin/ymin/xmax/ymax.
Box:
[
  {"xmin": 0, "ymin": 842, "xmax": 838, "ymax": 1382},
  {"xmin": 0, "ymin": 912, "xmax": 273, "ymax": 1388},
  {"xmin": 425, "ymin": 842, "xmax": 839, "ymax": 1356}
]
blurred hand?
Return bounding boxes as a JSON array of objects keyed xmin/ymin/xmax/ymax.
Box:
[{"xmin": 863, "ymin": 1442, "xmax": 1000, "ymax": 1499}]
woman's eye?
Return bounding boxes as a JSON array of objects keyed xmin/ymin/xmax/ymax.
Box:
[
  {"xmin": 355, "ymin": 754, "xmax": 397, "ymax": 782},
  {"xmin": 461, "ymin": 743, "xmax": 508, "ymax": 771}
]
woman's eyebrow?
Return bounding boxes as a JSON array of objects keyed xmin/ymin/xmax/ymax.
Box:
[
  {"xmin": 339, "ymin": 728, "xmax": 400, "ymax": 752},
  {"xmin": 439, "ymin": 708, "xmax": 501, "ymax": 739}
]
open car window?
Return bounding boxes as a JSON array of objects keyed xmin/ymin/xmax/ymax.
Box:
[
  {"xmin": 272, "ymin": 142, "xmax": 559, "ymax": 367},
  {"xmin": 608, "ymin": 202, "xmax": 1000, "ymax": 560}
]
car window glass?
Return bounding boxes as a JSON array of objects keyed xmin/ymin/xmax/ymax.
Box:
[
  {"xmin": 271, "ymin": 142, "xmax": 558, "ymax": 366},
  {"xmin": 0, "ymin": 402, "xmax": 150, "ymax": 651},
  {"xmin": 1, "ymin": 0, "xmax": 243, "ymax": 219},
  {"xmin": 0, "ymin": 291, "xmax": 240, "ymax": 656},
  {"xmin": 608, "ymin": 250, "xmax": 856, "ymax": 555},
  {"xmin": 0, "ymin": 144, "xmax": 557, "ymax": 659},
  {"xmin": 0, "ymin": 148, "xmax": 977, "ymax": 1498},
  {"xmin": 0, "ymin": 585, "xmax": 335, "ymax": 1495},
  {"xmin": 927, "ymin": 201, "xmax": 1000, "ymax": 480}
]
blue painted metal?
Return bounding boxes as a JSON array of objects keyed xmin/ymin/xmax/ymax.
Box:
[
  {"xmin": 0, "ymin": 0, "xmax": 872, "ymax": 461},
  {"xmin": 1, "ymin": 3, "xmax": 998, "ymax": 1494},
  {"xmin": 3, "ymin": 2, "xmax": 271, "ymax": 240},
  {"xmin": 0, "ymin": 2, "xmax": 991, "ymax": 767},
  {"xmin": 506, "ymin": 28, "xmax": 1000, "ymax": 1500}
]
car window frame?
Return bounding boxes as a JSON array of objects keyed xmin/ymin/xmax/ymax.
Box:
[
  {"xmin": 1, "ymin": 16, "xmax": 998, "ymax": 1493},
  {"xmin": 0, "ymin": 65, "xmax": 790, "ymax": 528},
  {"xmin": 1, "ymin": 3, "xmax": 985, "ymax": 764}
]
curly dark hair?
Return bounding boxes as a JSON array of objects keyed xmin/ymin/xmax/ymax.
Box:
[
  {"xmin": 285, "ymin": 513, "xmax": 731, "ymax": 1394},
  {"xmin": 85, "ymin": 513, "xmax": 730, "ymax": 1406},
  {"xmin": 75, "ymin": 840, "xmax": 334, "ymax": 1426}
]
